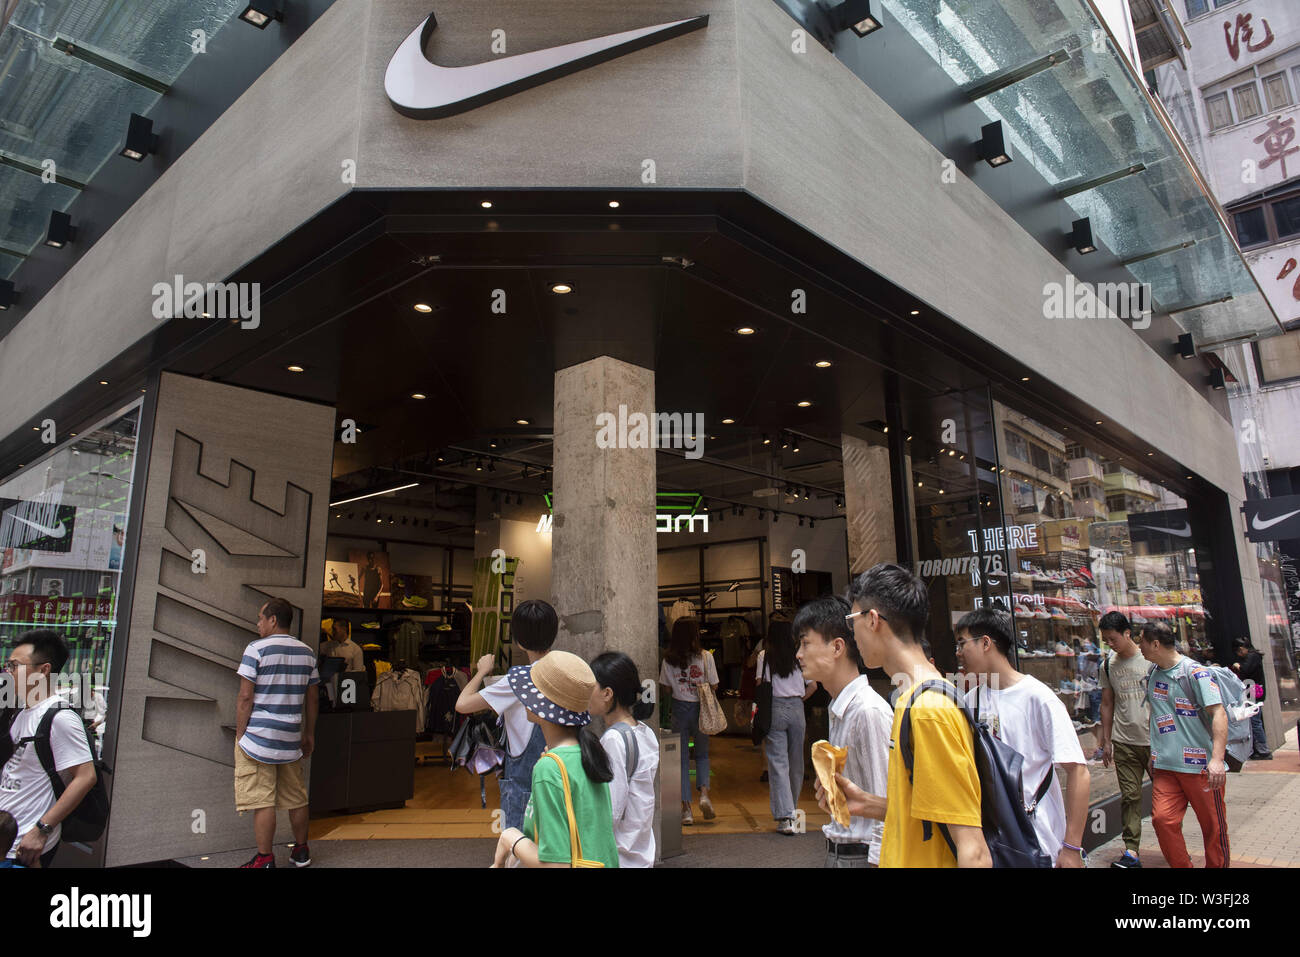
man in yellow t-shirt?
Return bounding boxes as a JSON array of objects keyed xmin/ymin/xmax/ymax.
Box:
[{"xmin": 816, "ymin": 563, "xmax": 989, "ymax": 868}]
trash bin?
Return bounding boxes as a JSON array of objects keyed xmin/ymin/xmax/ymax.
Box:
[{"xmin": 656, "ymin": 727, "xmax": 684, "ymax": 861}]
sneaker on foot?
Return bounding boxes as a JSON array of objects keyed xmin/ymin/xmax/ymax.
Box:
[
  {"xmin": 682, "ymin": 806, "xmax": 694, "ymax": 826},
  {"xmin": 1252, "ymin": 750, "xmax": 1273, "ymax": 760},
  {"xmin": 776, "ymin": 818, "xmax": 796, "ymax": 835},
  {"xmin": 700, "ymin": 795, "xmax": 715, "ymax": 820},
  {"xmin": 1111, "ymin": 851, "xmax": 1142, "ymax": 869},
  {"xmin": 289, "ymin": 843, "xmax": 312, "ymax": 867},
  {"xmin": 240, "ymin": 852, "xmax": 275, "ymax": 869}
]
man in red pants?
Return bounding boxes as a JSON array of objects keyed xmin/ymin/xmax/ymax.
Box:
[{"xmin": 1139, "ymin": 624, "xmax": 1230, "ymax": 868}]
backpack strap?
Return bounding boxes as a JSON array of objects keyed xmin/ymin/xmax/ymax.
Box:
[
  {"xmin": 18, "ymin": 707, "xmax": 68, "ymax": 802},
  {"xmin": 1026, "ymin": 765, "xmax": 1054, "ymax": 815},
  {"xmin": 1173, "ymin": 659, "xmax": 1216, "ymax": 734},
  {"xmin": 612, "ymin": 722, "xmax": 639, "ymax": 780}
]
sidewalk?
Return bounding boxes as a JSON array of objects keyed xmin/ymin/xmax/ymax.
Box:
[{"xmin": 1089, "ymin": 723, "xmax": 1300, "ymax": 868}]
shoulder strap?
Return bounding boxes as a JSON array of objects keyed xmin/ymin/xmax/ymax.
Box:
[
  {"xmin": 542, "ymin": 751, "xmax": 583, "ymax": 867},
  {"xmin": 19, "ymin": 707, "xmax": 67, "ymax": 801},
  {"xmin": 612, "ymin": 722, "xmax": 639, "ymax": 780},
  {"xmin": 1173, "ymin": 660, "xmax": 1216, "ymax": 733},
  {"xmin": 1027, "ymin": 765, "xmax": 1054, "ymax": 814}
]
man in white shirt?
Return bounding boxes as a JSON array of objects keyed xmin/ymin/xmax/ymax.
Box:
[
  {"xmin": 1, "ymin": 630, "xmax": 96, "ymax": 868},
  {"xmin": 954, "ymin": 608, "xmax": 1089, "ymax": 867},
  {"xmin": 794, "ymin": 596, "xmax": 892, "ymax": 867},
  {"xmin": 455, "ymin": 599, "xmax": 557, "ymax": 830}
]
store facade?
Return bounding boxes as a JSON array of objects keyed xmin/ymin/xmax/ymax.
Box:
[{"xmin": 0, "ymin": 0, "xmax": 1285, "ymax": 866}]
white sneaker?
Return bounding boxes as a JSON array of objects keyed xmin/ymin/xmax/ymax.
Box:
[
  {"xmin": 699, "ymin": 795, "xmax": 715, "ymax": 820},
  {"xmin": 682, "ymin": 806, "xmax": 694, "ymax": 826}
]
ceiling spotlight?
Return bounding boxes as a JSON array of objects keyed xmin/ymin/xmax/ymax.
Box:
[
  {"xmin": 414, "ymin": 303, "xmax": 433, "ymax": 313},
  {"xmin": 45, "ymin": 210, "xmax": 76, "ymax": 248},
  {"xmin": 917, "ymin": 481, "xmax": 923, "ymax": 487},
  {"xmin": 480, "ymin": 200, "xmax": 493, "ymax": 209},
  {"xmin": 909, "ymin": 310, "xmax": 919, "ymax": 317},
  {"xmin": 1176, "ymin": 333, "xmax": 1196, "ymax": 360},
  {"xmin": 99, "ymin": 380, "xmax": 109, "ymax": 386},
  {"xmin": 287, "ymin": 365, "xmax": 305, "ymax": 373},
  {"xmin": 608, "ymin": 200, "xmax": 620, "ymax": 208},
  {"xmin": 1020, "ymin": 376, "xmax": 1030, "ymax": 382},
  {"xmin": 948, "ymin": 449, "xmax": 956, "ymax": 456},
  {"xmin": 411, "ymin": 392, "xmax": 426, "ymax": 400},
  {"xmin": 1071, "ymin": 217, "xmax": 1097, "ymax": 255},
  {"xmin": 239, "ymin": 1, "xmax": 283, "ymax": 28},
  {"xmin": 549, "ymin": 282, "xmax": 573, "ymax": 294},
  {"xmin": 722, "ymin": 418, "xmax": 735, "ymax": 425},
  {"xmin": 797, "ymin": 400, "xmax": 812, "ymax": 408},
  {"xmin": 832, "ymin": 0, "xmax": 883, "ymax": 36},
  {"xmin": 835, "ymin": 497, "xmax": 844, "ymax": 509},
  {"xmin": 979, "ymin": 120, "xmax": 1012, "ymax": 167},
  {"xmin": 0, "ymin": 279, "xmax": 16, "ymax": 310},
  {"xmin": 475, "ymin": 459, "xmax": 483, "ymax": 471},
  {"xmin": 119, "ymin": 113, "xmax": 159, "ymax": 161},
  {"xmin": 792, "ymin": 440, "xmax": 801, "ymax": 452},
  {"xmin": 490, "ymin": 438, "xmax": 498, "ymax": 448},
  {"xmin": 802, "ymin": 488, "xmax": 810, "ymax": 500},
  {"xmin": 735, "ymin": 326, "xmax": 756, "ymax": 336},
  {"xmin": 1147, "ymin": 451, "xmax": 1154, "ymax": 456},
  {"xmin": 516, "ymin": 418, "xmax": 531, "ymax": 425},
  {"xmin": 1094, "ymin": 420, "xmax": 1103, "ymax": 425},
  {"xmin": 762, "ymin": 434, "xmax": 771, "ymax": 445},
  {"xmin": 815, "ymin": 360, "xmax": 832, "ymax": 368},
  {"xmin": 1210, "ymin": 368, "xmax": 1228, "ymax": 390}
]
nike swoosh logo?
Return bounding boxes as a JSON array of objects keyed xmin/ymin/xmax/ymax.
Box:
[
  {"xmin": 10, "ymin": 515, "xmax": 66, "ymax": 539},
  {"xmin": 385, "ymin": 10, "xmax": 709, "ymax": 119},
  {"xmin": 1252, "ymin": 508, "xmax": 1300, "ymax": 531},
  {"xmin": 1133, "ymin": 523, "xmax": 1192, "ymax": 538}
]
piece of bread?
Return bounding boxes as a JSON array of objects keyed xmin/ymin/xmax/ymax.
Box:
[{"xmin": 811, "ymin": 739, "xmax": 850, "ymax": 828}]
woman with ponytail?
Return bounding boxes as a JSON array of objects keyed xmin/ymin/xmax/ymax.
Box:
[
  {"xmin": 493, "ymin": 651, "xmax": 619, "ymax": 868},
  {"xmin": 590, "ymin": 651, "xmax": 660, "ymax": 867}
]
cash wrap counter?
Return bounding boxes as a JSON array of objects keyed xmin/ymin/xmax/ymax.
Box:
[{"xmin": 309, "ymin": 710, "xmax": 417, "ymax": 814}]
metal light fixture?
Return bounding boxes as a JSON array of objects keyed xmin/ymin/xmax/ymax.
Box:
[
  {"xmin": 1071, "ymin": 217, "xmax": 1096, "ymax": 255},
  {"xmin": 979, "ymin": 120, "xmax": 1012, "ymax": 167},
  {"xmin": 240, "ymin": 1, "xmax": 284, "ymax": 28},
  {"xmin": 1209, "ymin": 368, "xmax": 1227, "ymax": 391},
  {"xmin": 1176, "ymin": 333, "xmax": 1196, "ymax": 360},
  {"xmin": 119, "ymin": 113, "xmax": 159, "ymax": 161},
  {"xmin": 45, "ymin": 210, "xmax": 76, "ymax": 248},
  {"xmin": 831, "ymin": 0, "xmax": 883, "ymax": 36}
]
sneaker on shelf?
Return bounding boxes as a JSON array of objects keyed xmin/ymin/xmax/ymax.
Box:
[
  {"xmin": 240, "ymin": 852, "xmax": 275, "ymax": 869},
  {"xmin": 681, "ymin": 806, "xmax": 694, "ymax": 827},
  {"xmin": 699, "ymin": 795, "xmax": 716, "ymax": 820},
  {"xmin": 289, "ymin": 842, "xmax": 312, "ymax": 868},
  {"xmin": 1111, "ymin": 851, "xmax": 1142, "ymax": 869}
]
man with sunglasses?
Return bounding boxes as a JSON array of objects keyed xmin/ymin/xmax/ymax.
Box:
[
  {"xmin": 818, "ymin": 563, "xmax": 991, "ymax": 867},
  {"xmin": 1, "ymin": 630, "xmax": 96, "ymax": 868},
  {"xmin": 955, "ymin": 608, "xmax": 1089, "ymax": 868}
]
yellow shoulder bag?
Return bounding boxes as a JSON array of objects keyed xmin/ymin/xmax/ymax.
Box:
[{"xmin": 540, "ymin": 751, "xmax": 605, "ymax": 868}]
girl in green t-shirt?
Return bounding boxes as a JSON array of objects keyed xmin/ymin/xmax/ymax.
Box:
[{"xmin": 493, "ymin": 651, "xmax": 619, "ymax": 868}]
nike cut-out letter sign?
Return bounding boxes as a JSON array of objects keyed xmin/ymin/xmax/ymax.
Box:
[{"xmin": 385, "ymin": 9, "xmax": 708, "ymax": 119}]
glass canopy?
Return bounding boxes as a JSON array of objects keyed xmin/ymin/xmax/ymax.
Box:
[
  {"xmin": 0, "ymin": 0, "xmax": 246, "ymax": 278},
  {"xmin": 878, "ymin": 0, "xmax": 1283, "ymax": 344}
]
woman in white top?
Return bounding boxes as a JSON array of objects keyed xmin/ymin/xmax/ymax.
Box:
[
  {"xmin": 658, "ymin": 618, "xmax": 718, "ymax": 826},
  {"xmin": 590, "ymin": 651, "xmax": 660, "ymax": 867},
  {"xmin": 757, "ymin": 618, "xmax": 816, "ymax": 834}
]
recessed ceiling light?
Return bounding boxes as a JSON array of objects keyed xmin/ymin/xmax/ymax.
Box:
[
  {"xmin": 608, "ymin": 200, "xmax": 620, "ymax": 208},
  {"xmin": 722, "ymin": 418, "xmax": 735, "ymax": 424},
  {"xmin": 1147, "ymin": 451, "xmax": 1154, "ymax": 456},
  {"xmin": 948, "ymin": 449, "xmax": 956, "ymax": 456},
  {"xmin": 735, "ymin": 326, "xmax": 756, "ymax": 335},
  {"xmin": 909, "ymin": 309, "xmax": 920, "ymax": 316},
  {"xmin": 411, "ymin": 393, "xmax": 426, "ymax": 400},
  {"xmin": 550, "ymin": 282, "xmax": 573, "ymax": 294},
  {"xmin": 516, "ymin": 418, "xmax": 531, "ymax": 425},
  {"xmin": 1095, "ymin": 420, "xmax": 1102, "ymax": 425},
  {"xmin": 99, "ymin": 380, "xmax": 108, "ymax": 385},
  {"xmin": 1020, "ymin": 376, "xmax": 1030, "ymax": 382},
  {"xmin": 480, "ymin": 200, "xmax": 493, "ymax": 209},
  {"xmin": 797, "ymin": 400, "xmax": 812, "ymax": 408},
  {"xmin": 815, "ymin": 360, "xmax": 832, "ymax": 368},
  {"xmin": 414, "ymin": 303, "xmax": 433, "ymax": 313},
  {"xmin": 287, "ymin": 365, "xmax": 304, "ymax": 373}
]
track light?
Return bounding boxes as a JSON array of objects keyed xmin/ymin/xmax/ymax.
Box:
[
  {"xmin": 831, "ymin": 0, "xmax": 883, "ymax": 36},
  {"xmin": 979, "ymin": 120, "xmax": 1012, "ymax": 167},
  {"xmin": 240, "ymin": 1, "xmax": 284, "ymax": 28},
  {"xmin": 119, "ymin": 113, "xmax": 159, "ymax": 161},
  {"xmin": 45, "ymin": 210, "xmax": 76, "ymax": 248},
  {"xmin": 1070, "ymin": 217, "xmax": 1096, "ymax": 255},
  {"xmin": 1209, "ymin": 368, "xmax": 1227, "ymax": 390},
  {"xmin": 762, "ymin": 434, "xmax": 771, "ymax": 445},
  {"xmin": 0, "ymin": 279, "xmax": 16, "ymax": 310},
  {"xmin": 1176, "ymin": 333, "xmax": 1196, "ymax": 360},
  {"xmin": 810, "ymin": 519, "xmax": 816, "ymax": 529}
]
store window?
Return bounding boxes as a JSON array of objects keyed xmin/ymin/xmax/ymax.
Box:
[{"xmin": 0, "ymin": 405, "xmax": 141, "ymax": 759}]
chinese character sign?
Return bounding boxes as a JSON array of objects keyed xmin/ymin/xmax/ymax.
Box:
[
  {"xmin": 1255, "ymin": 116, "xmax": 1298, "ymax": 180},
  {"xmin": 1224, "ymin": 13, "xmax": 1274, "ymax": 61}
]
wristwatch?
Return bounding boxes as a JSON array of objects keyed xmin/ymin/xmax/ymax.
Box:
[{"xmin": 35, "ymin": 819, "xmax": 54, "ymax": 837}]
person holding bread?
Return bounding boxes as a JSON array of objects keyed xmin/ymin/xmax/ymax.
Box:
[{"xmin": 796, "ymin": 596, "xmax": 892, "ymax": 867}]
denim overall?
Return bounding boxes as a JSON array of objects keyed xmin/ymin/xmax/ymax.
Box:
[{"xmin": 500, "ymin": 722, "xmax": 547, "ymax": 830}]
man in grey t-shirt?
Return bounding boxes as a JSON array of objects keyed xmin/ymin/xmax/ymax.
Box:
[{"xmin": 1097, "ymin": 612, "xmax": 1151, "ymax": 868}]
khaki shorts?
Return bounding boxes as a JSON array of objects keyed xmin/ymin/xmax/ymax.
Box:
[{"xmin": 234, "ymin": 744, "xmax": 309, "ymax": 812}]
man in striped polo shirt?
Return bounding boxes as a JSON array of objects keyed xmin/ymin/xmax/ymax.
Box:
[{"xmin": 235, "ymin": 597, "xmax": 319, "ymax": 868}]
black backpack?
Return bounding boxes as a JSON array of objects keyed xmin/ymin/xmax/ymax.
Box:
[
  {"xmin": 898, "ymin": 680, "xmax": 1053, "ymax": 868},
  {"xmin": 17, "ymin": 705, "xmax": 111, "ymax": 845}
]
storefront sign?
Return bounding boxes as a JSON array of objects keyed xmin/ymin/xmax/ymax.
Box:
[
  {"xmin": 1242, "ymin": 494, "xmax": 1300, "ymax": 543},
  {"xmin": 967, "ymin": 523, "xmax": 1038, "ymax": 552},
  {"xmin": 537, "ymin": 490, "xmax": 709, "ymax": 534},
  {"xmin": 385, "ymin": 11, "xmax": 709, "ymax": 119},
  {"xmin": 0, "ymin": 495, "xmax": 77, "ymax": 553},
  {"xmin": 0, "ymin": 593, "xmax": 114, "ymax": 625}
]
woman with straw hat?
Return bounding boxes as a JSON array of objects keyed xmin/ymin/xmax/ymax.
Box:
[{"xmin": 493, "ymin": 651, "xmax": 619, "ymax": 868}]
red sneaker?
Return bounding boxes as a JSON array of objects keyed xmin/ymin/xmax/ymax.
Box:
[
  {"xmin": 240, "ymin": 852, "xmax": 276, "ymax": 868},
  {"xmin": 289, "ymin": 843, "xmax": 312, "ymax": 868}
]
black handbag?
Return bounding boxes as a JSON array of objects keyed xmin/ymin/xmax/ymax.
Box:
[
  {"xmin": 449, "ymin": 713, "xmax": 507, "ymax": 809},
  {"xmin": 751, "ymin": 661, "xmax": 773, "ymax": 746}
]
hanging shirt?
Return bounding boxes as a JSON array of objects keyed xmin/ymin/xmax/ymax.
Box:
[
  {"xmin": 965, "ymin": 675, "xmax": 1085, "ymax": 861},
  {"xmin": 659, "ymin": 653, "xmax": 718, "ymax": 702}
]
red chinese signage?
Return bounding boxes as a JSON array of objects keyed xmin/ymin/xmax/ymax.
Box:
[
  {"xmin": 1256, "ymin": 116, "xmax": 1298, "ymax": 180},
  {"xmin": 1225, "ymin": 13, "xmax": 1274, "ymax": 61},
  {"xmin": 0, "ymin": 593, "xmax": 114, "ymax": 625}
]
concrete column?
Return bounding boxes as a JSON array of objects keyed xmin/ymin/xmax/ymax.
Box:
[
  {"xmin": 551, "ymin": 357, "xmax": 657, "ymax": 686},
  {"xmin": 842, "ymin": 433, "xmax": 898, "ymax": 576}
]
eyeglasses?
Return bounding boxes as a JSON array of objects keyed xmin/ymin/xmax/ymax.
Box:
[
  {"xmin": 845, "ymin": 609, "xmax": 888, "ymax": 628},
  {"xmin": 4, "ymin": 658, "xmax": 32, "ymax": 672},
  {"xmin": 954, "ymin": 636, "xmax": 984, "ymax": 651}
]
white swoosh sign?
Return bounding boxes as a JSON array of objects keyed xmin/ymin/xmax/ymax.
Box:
[
  {"xmin": 1253, "ymin": 508, "xmax": 1300, "ymax": 531},
  {"xmin": 1133, "ymin": 523, "xmax": 1192, "ymax": 538},
  {"xmin": 386, "ymin": 11, "xmax": 709, "ymax": 119},
  {"xmin": 11, "ymin": 514, "xmax": 67, "ymax": 539}
]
